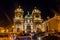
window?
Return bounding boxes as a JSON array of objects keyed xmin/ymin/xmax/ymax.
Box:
[
  {"xmin": 36, "ymin": 15, "xmax": 39, "ymax": 18},
  {"xmin": 35, "ymin": 14, "xmax": 39, "ymax": 18},
  {"xmin": 27, "ymin": 19, "xmax": 30, "ymax": 23},
  {"xmin": 16, "ymin": 24, "xmax": 20, "ymax": 32},
  {"xmin": 16, "ymin": 24, "xmax": 20, "ymax": 28}
]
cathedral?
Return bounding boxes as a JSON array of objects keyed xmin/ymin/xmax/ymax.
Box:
[
  {"xmin": 9, "ymin": 6, "xmax": 60, "ymax": 34},
  {"xmin": 0, "ymin": 6, "xmax": 60, "ymax": 34},
  {"xmin": 13, "ymin": 6, "xmax": 46, "ymax": 33}
]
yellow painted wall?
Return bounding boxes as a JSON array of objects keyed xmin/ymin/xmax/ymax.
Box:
[
  {"xmin": 57, "ymin": 23, "xmax": 60, "ymax": 32},
  {"xmin": 56, "ymin": 16, "xmax": 60, "ymax": 32},
  {"xmin": 48, "ymin": 16, "xmax": 60, "ymax": 32}
]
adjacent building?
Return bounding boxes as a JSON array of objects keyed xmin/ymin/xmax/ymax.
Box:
[{"xmin": 12, "ymin": 6, "xmax": 60, "ymax": 34}]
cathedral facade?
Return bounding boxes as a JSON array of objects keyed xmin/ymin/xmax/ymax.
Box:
[
  {"xmin": 13, "ymin": 6, "xmax": 60, "ymax": 34},
  {"xmin": 13, "ymin": 6, "xmax": 46, "ymax": 33}
]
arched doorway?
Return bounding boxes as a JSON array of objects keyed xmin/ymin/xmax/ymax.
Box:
[
  {"xmin": 27, "ymin": 24, "xmax": 31, "ymax": 33},
  {"xmin": 16, "ymin": 24, "xmax": 20, "ymax": 32}
]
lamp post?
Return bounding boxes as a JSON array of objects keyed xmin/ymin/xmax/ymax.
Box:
[
  {"xmin": 12, "ymin": 25, "xmax": 15, "ymax": 38},
  {"xmin": 12, "ymin": 26, "xmax": 14, "ymax": 33}
]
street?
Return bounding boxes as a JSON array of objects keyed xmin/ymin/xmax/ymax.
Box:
[{"xmin": 0, "ymin": 35, "xmax": 60, "ymax": 40}]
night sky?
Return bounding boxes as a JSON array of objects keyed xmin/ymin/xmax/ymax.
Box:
[{"xmin": 0, "ymin": 0, "xmax": 60, "ymax": 27}]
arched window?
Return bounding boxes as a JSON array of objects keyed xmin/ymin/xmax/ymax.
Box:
[{"xmin": 16, "ymin": 24, "xmax": 20, "ymax": 32}]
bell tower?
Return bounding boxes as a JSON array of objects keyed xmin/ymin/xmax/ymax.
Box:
[
  {"xmin": 13, "ymin": 6, "xmax": 24, "ymax": 33},
  {"xmin": 14, "ymin": 6, "xmax": 24, "ymax": 20},
  {"xmin": 32, "ymin": 7, "xmax": 43, "ymax": 32},
  {"xmin": 32, "ymin": 7, "xmax": 41, "ymax": 20}
]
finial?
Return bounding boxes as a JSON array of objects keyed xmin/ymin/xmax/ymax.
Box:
[
  {"xmin": 47, "ymin": 16, "xmax": 50, "ymax": 20},
  {"xmin": 34, "ymin": 6, "xmax": 37, "ymax": 9},
  {"xmin": 18, "ymin": 5, "xmax": 21, "ymax": 8},
  {"xmin": 27, "ymin": 11, "xmax": 30, "ymax": 15}
]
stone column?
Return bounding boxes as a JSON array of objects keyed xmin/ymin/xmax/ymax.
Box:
[{"xmin": 31, "ymin": 24, "xmax": 33, "ymax": 32}]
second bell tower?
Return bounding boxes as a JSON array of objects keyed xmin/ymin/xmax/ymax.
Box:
[{"xmin": 13, "ymin": 6, "xmax": 24, "ymax": 33}]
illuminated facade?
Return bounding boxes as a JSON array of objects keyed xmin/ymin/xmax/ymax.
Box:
[
  {"xmin": 43, "ymin": 11, "xmax": 60, "ymax": 33},
  {"xmin": 0, "ymin": 6, "xmax": 59, "ymax": 34},
  {"xmin": 13, "ymin": 6, "xmax": 24, "ymax": 33},
  {"xmin": 46, "ymin": 13, "xmax": 60, "ymax": 33},
  {"xmin": 11, "ymin": 6, "xmax": 60, "ymax": 34},
  {"xmin": 13, "ymin": 6, "xmax": 45, "ymax": 33}
]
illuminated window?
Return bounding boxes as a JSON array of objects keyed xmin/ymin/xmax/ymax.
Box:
[
  {"xmin": 25, "ymin": 25, "xmax": 27, "ymax": 30},
  {"xmin": 35, "ymin": 14, "xmax": 39, "ymax": 18},
  {"xmin": 27, "ymin": 19, "xmax": 30, "ymax": 23},
  {"xmin": 16, "ymin": 24, "xmax": 20, "ymax": 32}
]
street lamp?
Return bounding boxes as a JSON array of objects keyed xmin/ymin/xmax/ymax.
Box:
[
  {"xmin": 12, "ymin": 26, "xmax": 14, "ymax": 28},
  {"xmin": 12, "ymin": 26, "xmax": 14, "ymax": 33},
  {"xmin": 6, "ymin": 29, "xmax": 8, "ymax": 32},
  {"xmin": 1, "ymin": 30, "xmax": 5, "ymax": 33},
  {"xmin": 12, "ymin": 25, "xmax": 15, "ymax": 37}
]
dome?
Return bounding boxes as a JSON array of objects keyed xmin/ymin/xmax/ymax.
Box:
[
  {"xmin": 15, "ymin": 6, "xmax": 24, "ymax": 13},
  {"xmin": 32, "ymin": 7, "xmax": 41, "ymax": 14},
  {"xmin": 25, "ymin": 15, "xmax": 32, "ymax": 18},
  {"xmin": 25, "ymin": 11, "xmax": 32, "ymax": 18}
]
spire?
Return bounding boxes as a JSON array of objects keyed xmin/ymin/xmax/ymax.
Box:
[{"xmin": 27, "ymin": 11, "xmax": 30, "ymax": 15}]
